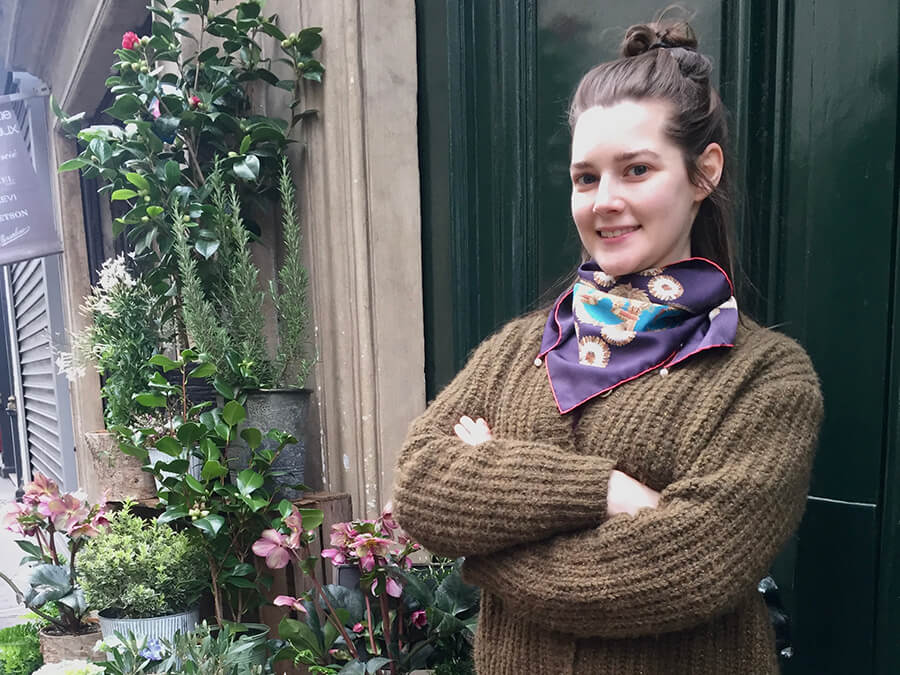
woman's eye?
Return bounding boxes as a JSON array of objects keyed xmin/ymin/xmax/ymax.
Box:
[
  {"xmin": 574, "ymin": 174, "xmax": 597, "ymax": 186},
  {"xmin": 626, "ymin": 164, "xmax": 650, "ymax": 177}
]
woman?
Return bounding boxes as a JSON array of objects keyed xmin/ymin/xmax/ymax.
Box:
[{"xmin": 393, "ymin": 17, "xmax": 823, "ymax": 675}]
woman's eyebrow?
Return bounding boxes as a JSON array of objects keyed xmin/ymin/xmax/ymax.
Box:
[{"xmin": 570, "ymin": 149, "xmax": 661, "ymax": 171}]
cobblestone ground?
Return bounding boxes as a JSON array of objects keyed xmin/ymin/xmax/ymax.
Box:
[{"xmin": 0, "ymin": 478, "xmax": 30, "ymax": 628}]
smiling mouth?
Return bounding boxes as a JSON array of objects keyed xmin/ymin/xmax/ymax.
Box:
[{"xmin": 599, "ymin": 226, "xmax": 640, "ymax": 239}]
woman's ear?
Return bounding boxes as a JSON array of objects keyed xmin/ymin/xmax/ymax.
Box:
[{"xmin": 694, "ymin": 142, "xmax": 724, "ymax": 200}]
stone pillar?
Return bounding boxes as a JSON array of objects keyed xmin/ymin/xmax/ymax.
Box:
[{"xmin": 264, "ymin": 0, "xmax": 426, "ymax": 517}]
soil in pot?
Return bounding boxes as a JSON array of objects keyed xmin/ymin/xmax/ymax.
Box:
[{"xmin": 38, "ymin": 624, "xmax": 101, "ymax": 663}]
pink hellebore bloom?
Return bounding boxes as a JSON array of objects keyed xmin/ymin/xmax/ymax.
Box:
[
  {"xmin": 273, "ymin": 595, "xmax": 308, "ymax": 615},
  {"xmin": 41, "ymin": 494, "xmax": 90, "ymax": 534},
  {"xmin": 252, "ymin": 530, "xmax": 292, "ymax": 569},
  {"xmin": 352, "ymin": 534, "xmax": 394, "ymax": 572},
  {"xmin": 2, "ymin": 501, "xmax": 35, "ymax": 536},
  {"xmin": 320, "ymin": 547, "xmax": 346, "ymax": 565},
  {"xmin": 352, "ymin": 622, "xmax": 364, "ymax": 633},
  {"xmin": 283, "ymin": 506, "xmax": 306, "ymax": 549},
  {"xmin": 378, "ymin": 502, "xmax": 398, "ymax": 536},
  {"xmin": 122, "ymin": 31, "xmax": 140, "ymax": 50},
  {"xmin": 329, "ymin": 522, "xmax": 358, "ymax": 550},
  {"xmin": 411, "ymin": 610, "xmax": 427, "ymax": 629},
  {"xmin": 23, "ymin": 474, "xmax": 59, "ymax": 507},
  {"xmin": 385, "ymin": 577, "xmax": 403, "ymax": 598}
]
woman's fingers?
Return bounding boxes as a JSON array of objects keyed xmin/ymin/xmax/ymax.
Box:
[{"xmin": 454, "ymin": 416, "xmax": 493, "ymax": 445}]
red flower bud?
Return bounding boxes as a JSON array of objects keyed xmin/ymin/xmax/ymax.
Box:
[
  {"xmin": 122, "ymin": 31, "xmax": 141, "ymax": 50},
  {"xmin": 189, "ymin": 96, "xmax": 201, "ymax": 108}
]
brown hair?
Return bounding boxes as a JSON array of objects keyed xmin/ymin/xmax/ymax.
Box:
[{"xmin": 568, "ymin": 15, "xmax": 736, "ymax": 282}]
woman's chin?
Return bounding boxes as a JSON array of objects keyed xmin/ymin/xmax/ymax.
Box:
[{"xmin": 592, "ymin": 254, "xmax": 643, "ymax": 278}]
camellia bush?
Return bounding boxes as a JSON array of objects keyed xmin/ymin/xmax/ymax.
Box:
[{"xmin": 54, "ymin": 0, "xmax": 323, "ymax": 348}]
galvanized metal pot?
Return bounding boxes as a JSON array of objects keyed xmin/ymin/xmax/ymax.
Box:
[{"xmin": 97, "ymin": 607, "xmax": 200, "ymax": 645}]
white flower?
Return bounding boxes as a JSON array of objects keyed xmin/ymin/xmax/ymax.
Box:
[{"xmin": 33, "ymin": 660, "xmax": 104, "ymax": 675}]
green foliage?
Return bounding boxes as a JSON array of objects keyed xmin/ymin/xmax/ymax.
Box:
[
  {"xmin": 160, "ymin": 621, "xmax": 272, "ymax": 674},
  {"xmin": 0, "ymin": 622, "xmax": 42, "ymax": 675},
  {"xmin": 174, "ymin": 161, "xmax": 312, "ymax": 389},
  {"xmin": 53, "ymin": 0, "xmax": 324, "ymax": 362},
  {"xmin": 120, "ymin": 351, "xmax": 300, "ymax": 624},
  {"xmin": 78, "ymin": 505, "xmax": 207, "ymax": 618}
]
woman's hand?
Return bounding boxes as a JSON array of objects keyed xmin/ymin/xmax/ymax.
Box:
[
  {"xmin": 607, "ymin": 469, "xmax": 660, "ymax": 517},
  {"xmin": 454, "ymin": 415, "xmax": 493, "ymax": 446}
]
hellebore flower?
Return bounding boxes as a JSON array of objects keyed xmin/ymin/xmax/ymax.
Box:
[
  {"xmin": 384, "ymin": 577, "xmax": 402, "ymax": 598},
  {"xmin": 2, "ymin": 501, "xmax": 37, "ymax": 536},
  {"xmin": 352, "ymin": 534, "xmax": 394, "ymax": 572},
  {"xmin": 23, "ymin": 473, "xmax": 59, "ymax": 507},
  {"xmin": 352, "ymin": 622, "xmax": 364, "ymax": 633},
  {"xmin": 273, "ymin": 595, "xmax": 308, "ymax": 615},
  {"xmin": 411, "ymin": 610, "xmax": 427, "ymax": 628},
  {"xmin": 252, "ymin": 529, "xmax": 292, "ymax": 569},
  {"xmin": 283, "ymin": 505, "xmax": 306, "ymax": 548},
  {"xmin": 321, "ymin": 547, "xmax": 347, "ymax": 565},
  {"xmin": 122, "ymin": 31, "xmax": 140, "ymax": 50},
  {"xmin": 329, "ymin": 522, "xmax": 358, "ymax": 550},
  {"xmin": 378, "ymin": 502, "xmax": 398, "ymax": 536}
]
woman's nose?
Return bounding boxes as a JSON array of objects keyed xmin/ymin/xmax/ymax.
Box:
[{"xmin": 592, "ymin": 177, "xmax": 624, "ymax": 213}]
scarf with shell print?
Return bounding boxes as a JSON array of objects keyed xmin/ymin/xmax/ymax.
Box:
[{"xmin": 538, "ymin": 257, "xmax": 738, "ymax": 414}]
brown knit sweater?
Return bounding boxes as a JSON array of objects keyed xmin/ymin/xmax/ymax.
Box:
[{"xmin": 393, "ymin": 312, "xmax": 823, "ymax": 674}]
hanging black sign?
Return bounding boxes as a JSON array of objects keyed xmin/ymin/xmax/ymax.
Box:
[{"xmin": 0, "ymin": 98, "xmax": 62, "ymax": 265}]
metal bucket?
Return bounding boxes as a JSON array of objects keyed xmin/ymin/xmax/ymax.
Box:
[{"xmin": 98, "ymin": 607, "xmax": 199, "ymax": 646}]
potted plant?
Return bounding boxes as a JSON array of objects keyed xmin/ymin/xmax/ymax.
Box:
[
  {"xmin": 77, "ymin": 503, "xmax": 208, "ymax": 645},
  {"xmin": 120, "ymin": 351, "xmax": 316, "ymax": 626},
  {"xmin": 54, "ymin": 255, "xmax": 161, "ymax": 503},
  {"xmin": 0, "ymin": 474, "xmax": 108, "ymax": 663},
  {"xmin": 252, "ymin": 505, "xmax": 479, "ymax": 674},
  {"xmin": 174, "ymin": 159, "xmax": 314, "ymax": 496}
]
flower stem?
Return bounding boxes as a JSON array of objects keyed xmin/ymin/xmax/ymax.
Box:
[
  {"xmin": 306, "ymin": 574, "xmax": 359, "ymax": 660},
  {"xmin": 364, "ymin": 593, "xmax": 378, "ymax": 655},
  {"xmin": 378, "ymin": 593, "xmax": 397, "ymax": 675}
]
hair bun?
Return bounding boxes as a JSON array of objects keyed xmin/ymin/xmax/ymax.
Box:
[{"xmin": 621, "ymin": 19, "xmax": 699, "ymax": 58}]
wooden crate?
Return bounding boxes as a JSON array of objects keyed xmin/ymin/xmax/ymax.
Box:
[{"xmin": 259, "ymin": 491, "xmax": 352, "ymax": 675}]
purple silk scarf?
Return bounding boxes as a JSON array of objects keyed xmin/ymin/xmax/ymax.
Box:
[{"xmin": 538, "ymin": 257, "xmax": 738, "ymax": 413}]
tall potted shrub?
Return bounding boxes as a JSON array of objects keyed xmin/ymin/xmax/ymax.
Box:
[
  {"xmin": 77, "ymin": 504, "xmax": 208, "ymax": 645},
  {"xmin": 55, "ymin": 255, "xmax": 161, "ymax": 502},
  {"xmin": 175, "ymin": 159, "xmax": 313, "ymax": 496}
]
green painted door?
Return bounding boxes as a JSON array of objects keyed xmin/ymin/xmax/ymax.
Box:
[{"xmin": 417, "ymin": 1, "xmax": 900, "ymax": 672}]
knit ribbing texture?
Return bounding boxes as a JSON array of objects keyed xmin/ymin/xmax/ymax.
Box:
[{"xmin": 393, "ymin": 312, "xmax": 823, "ymax": 675}]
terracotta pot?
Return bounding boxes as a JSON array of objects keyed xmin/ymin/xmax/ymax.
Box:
[
  {"xmin": 38, "ymin": 624, "xmax": 101, "ymax": 663},
  {"xmin": 84, "ymin": 430, "xmax": 156, "ymax": 503}
]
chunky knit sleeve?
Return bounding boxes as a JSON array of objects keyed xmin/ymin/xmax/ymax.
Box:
[
  {"xmin": 393, "ymin": 319, "xmax": 617, "ymax": 558},
  {"xmin": 462, "ymin": 343, "xmax": 823, "ymax": 638}
]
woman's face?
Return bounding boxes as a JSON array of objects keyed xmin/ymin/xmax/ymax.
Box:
[{"xmin": 569, "ymin": 99, "xmax": 719, "ymax": 277}]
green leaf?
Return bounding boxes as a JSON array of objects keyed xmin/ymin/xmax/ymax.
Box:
[
  {"xmin": 149, "ymin": 354, "xmax": 181, "ymax": 371},
  {"xmin": 194, "ymin": 238, "xmax": 220, "ymax": 259},
  {"xmin": 191, "ymin": 362, "xmax": 216, "ymax": 378},
  {"xmin": 193, "ymin": 514, "xmax": 225, "ymax": 537},
  {"xmin": 201, "ymin": 459, "xmax": 229, "ymax": 481},
  {"xmin": 298, "ymin": 508, "xmax": 324, "ymax": 532},
  {"xmin": 111, "ymin": 189, "xmax": 138, "ymax": 201},
  {"xmin": 16, "ymin": 540, "xmax": 44, "ymax": 559},
  {"xmin": 155, "ymin": 436, "xmax": 183, "ymax": 457},
  {"xmin": 105, "ymin": 93, "xmax": 142, "ymax": 121},
  {"xmin": 147, "ymin": 205, "xmax": 164, "ymax": 217},
  {"xmin": 224, "ymin": 576, "xmax": 257, "ymax": 589},
  {"xmin": 158, "ymin": 506, "xmax": 189, "ymax": 525},
  {"xmin": 278, "ymin": 617, "xmax": 322, "ymax": 658},
  {"xmin": 239, "ymin": 427, "xmax": 262, "ymax": 450},
  {"xmin": 134, "ymin": 393, "xmax": 167, "ymax": 407},
  {"xmin": 222, "ymin": 400, "xmax": 246, "ymax": 426},
  {"xmin": 184, "ymin": 474, "xmax": 205, "ymax": 493},
  {"xmin": 366, "ymin": 659, "xmax": 391, "ymax": 674},
  {"xmin": 434, "ymin": 567, "xmax": 480, "ymax": 615},
  {"xmin": 176, "ymin": 422, "xmax": 204, "ymax": 444},
  {"xmin": 213, "ymin": 379, "xmax": 236, "ymax": 401},
  {"xmin": 126, "ymin": 172, "xmax": 151, "ymax": 191},
  {"xmin": 165, "ymin": 160, "xmax": 182, "ymax": 187},
  {"xmin": 239, "ymin": 134, "xmax": 252, "ymax": 154},
  {"xmin": 337, "ymin": 662, "xmax": 365, "ymax": 675},
  {"xmin": 236, "ymin": 469, "xmax": 263, "ymax": 496},
  {"xmin": 231, "ymin": 562, "xmax": 255, "ymax": 577},
  {"xmin": 232, "ymin": 154, "xmax": 260, "ymax": 181},
  {"xmin": 260, "ymin": 22, "xmax": 286, "ymax": 41},
  {"xmin": 58, "ymin": 158, "xmax": 89, "ymax": 172},
  {"xmin": 89, "ymin": 138, "xmax": 112, "ymax": 163}
]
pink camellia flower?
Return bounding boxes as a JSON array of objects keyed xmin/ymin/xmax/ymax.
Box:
[
  {"xmin": 273, "ymin": 595, "xmax": 308, "ymax": 615},
  {"xmin": 320, "ymin": 547, "xmax": 346, "ymax": 565},
  {"xmin": 149, "ymin": 98, "xmax": 161, "ymax": 120},
  {"xmin": 23, "ymin": 474, "xmax": 59, "ymax": 507},
  {"xmin": 252, "ymin": 529, "xmax": 292, "ymax": 569},
  {"xmin": 189, "ymin": 96, "xmax": 201, "ymax": 108},
  {"xmin": 122, "ymin": 31, "xmax": 141, "ymax": 50},
  {"xmin": 384, "ymin": 577, "xmax": 402, "ymax": 598},
  {"xmin": 411, "ymin": 609, "xmax": 427, "ymax": 629}
]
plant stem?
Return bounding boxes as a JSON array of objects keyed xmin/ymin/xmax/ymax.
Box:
[
  {"xmin": 378, "ymin": 593, "xmax": 397, "ymax": 675},
  {"xmin": 364, "ymin": 593, "xmax": 378, "ymax": 655},
  {"xmin": 44, "ymin": 527, "xmax": 60, "ymax": 566},
  {"xmin": 0, "ymin": 570, "xmax": 23, "ymax": 604},
  {"xmin": 209, "ymin": 553, "xmax": 224, "ymax": 625},
  {"xmin": 305, "ymin": 573, "xmax": 359, "ymax": 660}
]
